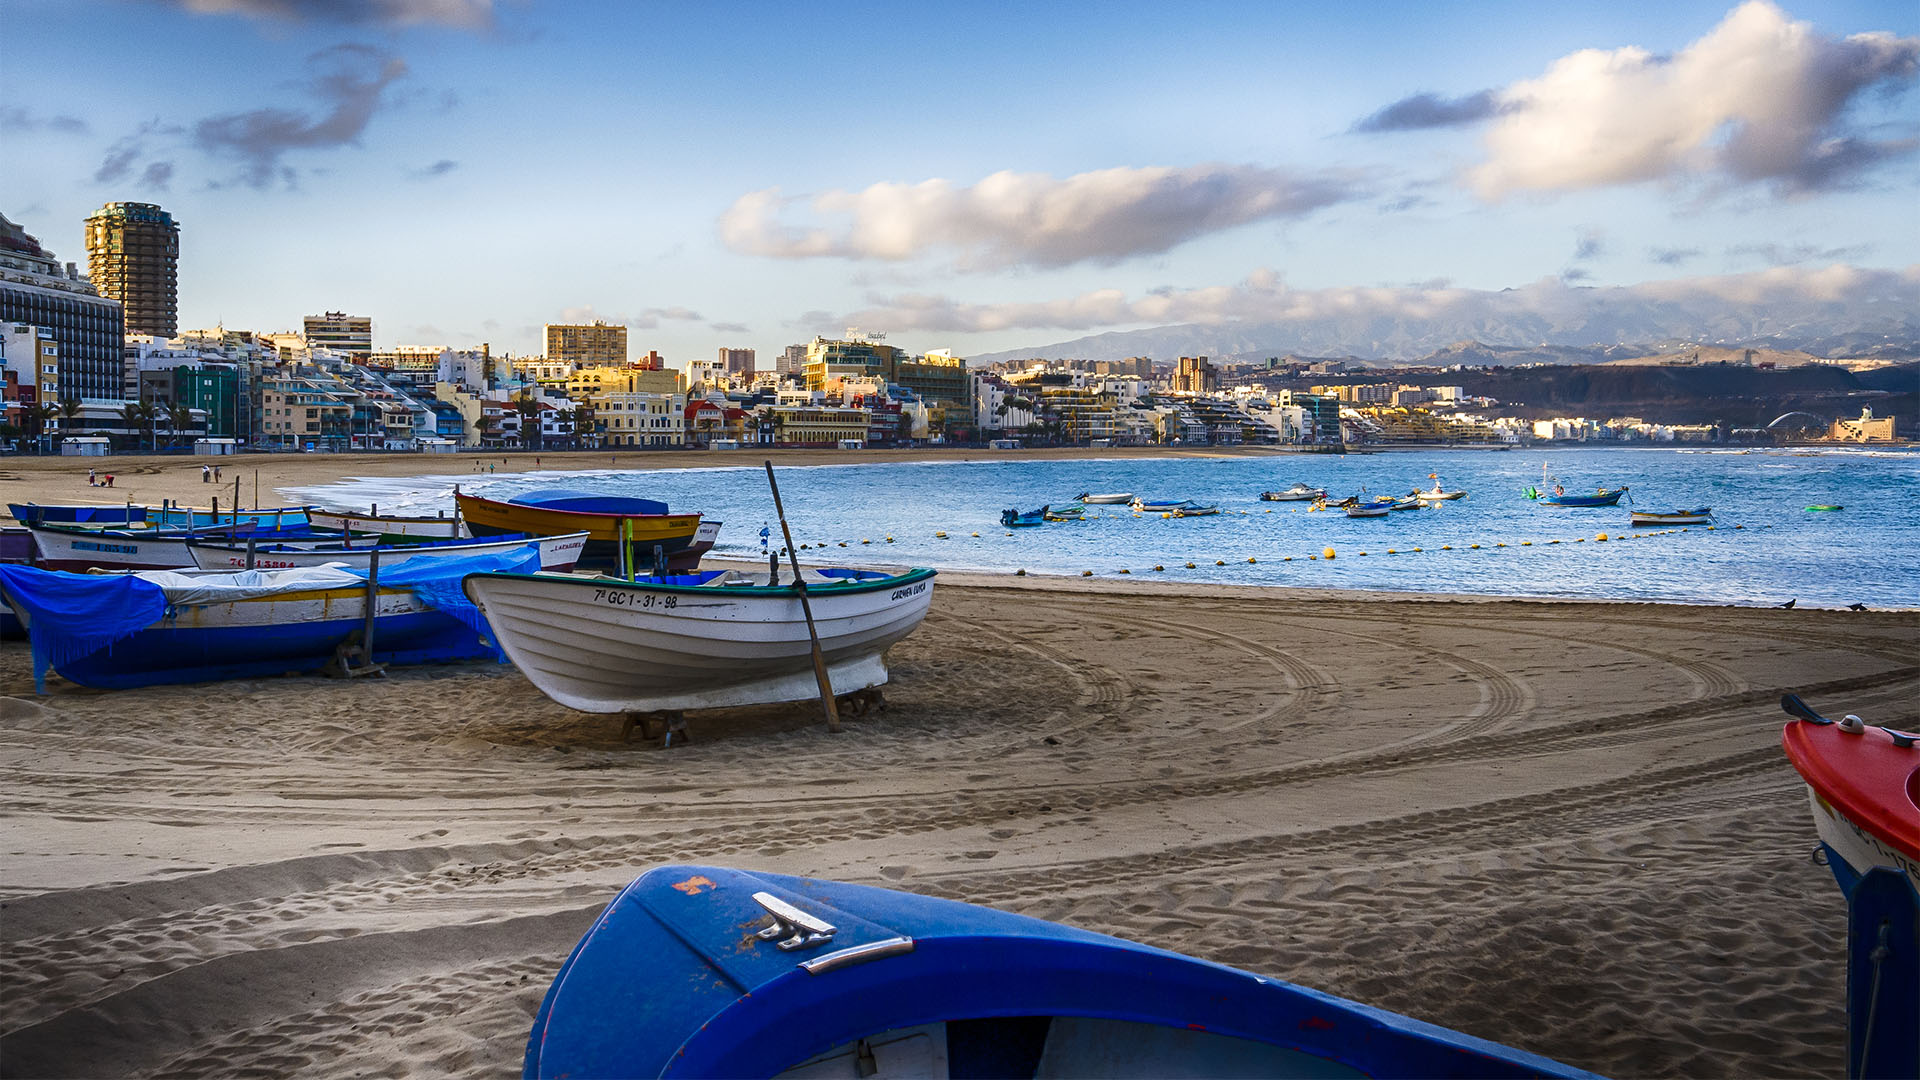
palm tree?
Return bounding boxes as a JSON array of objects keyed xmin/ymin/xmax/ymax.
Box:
[
  {"xmin": 513, "ymin": 392, "xmax": 541, "ymax": 452},
  {"xmin": 56, "ymin": 396, "xmax": 82, "ymax": 449}
]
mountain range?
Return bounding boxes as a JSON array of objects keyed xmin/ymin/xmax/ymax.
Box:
[{"xmin": 965, "ymin": 269, "xmax": 1920, "ymax": 368}]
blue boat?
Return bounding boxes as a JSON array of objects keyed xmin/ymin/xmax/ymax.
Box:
[
  {"xmin": 148, "ymin": 504, "xmax": 314, "ymax": 530},
  {"xmin": 1000, "ymin": 507, "xmax": 1047, "ymax": 527},
  {"xmin": 1530, "ymin": 487, "xmax": 1627, "ymax": 508},
  {"xmin": 7, "ymin": 502, "xmax": 148, "ymax": 526},
  {"xmin": 0, "ymin": 547, "xmax": 536, "ymax": 691},
  {"xmin": 524, "ymin": 864, "xmax": 1603, "ymax": 1079}
]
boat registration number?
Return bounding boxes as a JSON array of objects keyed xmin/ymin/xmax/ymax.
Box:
[
  {"xmin": 890, "ymin": 581, "xmax": 928, "ymax": 601},
  {"xmin": 592, "ymin": 588, "xmax": 676, "ymax": 609}
]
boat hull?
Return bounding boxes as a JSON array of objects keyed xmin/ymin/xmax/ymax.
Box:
[
  {"xmin": 524, "ymin": 864, "xmax": 1601, "ymax": 1080},
  {"xmin": 28, "ymin": 525, "xmax": 200, "ymax": 572},
  {"xmin": 1259, "ymin": 490, "xmax": 1324, "ymax": 501},
  {"xmin": 149, "ymin": 506, "xmax": 313, "ymax": 529},
  {"xmin": 306, "ymin": 511, "xmax": 465, "ymax": 541},
  {"xmin": 1536, "ymin": 488, "xmax": 1627, "ymax": 507},
  {"xmin": 1782, "ymin": 717, "xmax": 1920, "ymax": 894},
  {"xmin": 6, "ymin": 587, "xmax": 485, "ymax": 689},
  {"xmin": 1630, "ymin": 510, "xmax": 1711, "ymax": 526},
  {"xmin": 1345, "ymin": 505, "xmax": 1391, "ymax": 517},
  {"xmin": 464, "ymin": 568, "xmax": 936, "ymax": 714},
  {"xmin": 455, "ymin": 493, "xmax": 711, "ymax": 571},
  {"xmin": 1077, "ymin": 493, "xmax": 1133, "ymax": 504},
  {"xmin": 186, "ymin": 532, "xmax": 587, "ymax": 572},
  {"xmin": 1416, "ymin": 490, "xmax": 1467, "ymax": 501},
  {"xmin": 7, "ymin": 503, "xmax": 146, "ymax": 526}
]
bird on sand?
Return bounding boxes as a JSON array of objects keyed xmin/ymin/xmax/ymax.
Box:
[
  {"xmin": 1777, "ymin": 599, "xmax": 1796, "ymax": 609},
  {"xmin": 1847, "ymin": 602, "xmax": 1868, "ymax": 611}
]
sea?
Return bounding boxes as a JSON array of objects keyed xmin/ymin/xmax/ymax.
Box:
[{"xmin": 287, "ymin": 446, "xmax": 1920, "ymax": 609}]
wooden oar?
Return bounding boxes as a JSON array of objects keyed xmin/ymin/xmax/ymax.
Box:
[{"xmin": 765, "ymin": 460, "xmax": 841, "ymax": 734}]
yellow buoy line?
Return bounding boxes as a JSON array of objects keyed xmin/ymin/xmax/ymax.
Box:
[{"xmin": 778, "ymin": 523, "xmax": 1767, "ymax": 575}]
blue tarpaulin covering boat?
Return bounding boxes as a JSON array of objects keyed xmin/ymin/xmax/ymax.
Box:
[
  {"xmin": 0, "ymin": 546, "xmax": 538, "ymax": 691},
  {"xmin": 524, "ymin": 864, "xmax": 1604, "ymax": 1079}
]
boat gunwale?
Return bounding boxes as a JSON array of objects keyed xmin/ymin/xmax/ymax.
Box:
[{"xmin": 466, "ymin": 566, "xmax": 936, "ymax": 600}]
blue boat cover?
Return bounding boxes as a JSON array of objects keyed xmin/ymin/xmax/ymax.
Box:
[
  {"xmin": 0, "ymin": 566, "xmax": 168, "ymax": 693},
  {"xmin": 346, "ymin": 545, "xmax": 543, "ymax": 659},
  {"xmin": 508, "ymin": 489, "xmax": 669, "ymax": 516}
]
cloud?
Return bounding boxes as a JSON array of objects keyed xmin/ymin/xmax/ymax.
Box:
[
  {"xmin": 1561, "ymin": 267, "xmax": 1594, "ymax": 282},
  {"xmin": 554, "ymin": 305, "xmax": 705, "ymax": 332},
  {"xmin": 815, "ymin": 263, "xmax": 1916, "ymax": 336},
  {"xmin": 1573, "ymin": 227, "xmax": 1606, "ymax": 261},
  {"xmin": 410, "ymin": 158, "xmax": 459, "ymax": 179},
  {"xmin": 1649, "ymin": 246, "xmax": 1704, "ymax": 265},
  {"xmin": 708, "ymin": 321, "xmax": 750, "ymax": 334},
  {"xmin": 161, "ymin": 0, "xmax": 494, "ymax": 30},
  {"xmin": 1352, "ymin": 90, "xmax": 1506, "ymax": 132},
  {"xmin": 0, "ymin": 106, "xmax": 90, "ymax": 135},
  {"xmin": 720, "ymin": 163, "xmax": 1359, "ymax": 269},
  {"xmin": 194, "ymin": 43, "xmax": 408, "ymax": 189},
  {"xmin": 1469, "ymin": 1, "xmax": 1920, "ymax": 197},
  {"xmin": 1726, "ymin": 241, "xmax": 1873, "ymax": 264},
  {"xmin": 140, "ymin": 161, "xmax": 176, "ymax": 190}
]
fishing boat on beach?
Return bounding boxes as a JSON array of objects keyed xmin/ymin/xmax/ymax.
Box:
[
  {"xmin": 25, "ymin": 520, "xmax": 348, "ymax": 572},
  {"xmin": 7, "ymin": 502, "xmax": 146, "ymax": 526},
  {"xmin": 306, "ymin": 508, "xmax": 466, "ymax": 542},
  {"xmin": 463, "ymin": 565, "xmax": 935, "ymax": 715},
  {"xmin": 1259, "ymin": 483, "xmax": 1325, "ymax": 501},
  {"xmin": 1001, "ymin": 508, "xmax": 1047, "ymax": 528},
  {"xmin": 455, "ymin": 489, "xmax": 717, "ymax": 572},
  {"xmin": 1780, "ymin": 694, "xmax": 1919, "ymax": 894},
  {"xmin": 523, "ymin": 863, "xmax": 1602, "ymax": 1080},
  {"xmin": 1630, "ymin": 509, "xmax": 1712, "ymax": 526},
  {"xmin": 0, "ymin": 547, "xmax": 535, "ymax": 691},
  {"xmin": 1075, "ymin": 492, "xmax": 1134, "ymax": 504},
  {"xmin": 185, "ymin": 530, "xmax": 589, "ymax": 572}
]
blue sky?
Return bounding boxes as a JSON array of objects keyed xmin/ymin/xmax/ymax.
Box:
[{"xmin": 4, "ymin": 0, "xmax": 1915, "ymax": 363}]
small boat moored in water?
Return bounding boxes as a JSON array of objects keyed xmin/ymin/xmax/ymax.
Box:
[
  {"xmin": 1630, "ymin": 508, "xmax": 1712, "ymax": 526},
  {"xmin": 1042, "ymin": 504, "xmax": 1085, "ymax": 521},
  {"xmin": 464, "ymin": 565, "xmax": 936, "ymax": 715},
  {"xmin": 1345, "ymin": 502, "xmax": 1392, "ymax": 517},
  {"xmin": 1075, "ymin": 492, "xmax": 1134, "ymax": 504},
  {"xmin": 1170, "ymin": 503, "xmax": 1219, "ymax": 517},
  {"xmin": 1259, "ymin": 483, "xmax": 1326, "ymax": 501},
  {"xmin": 1001, "ymin": 507, "xmax": 1047, "ymax": 528},
  {"xmin": 522, "ymin": 863, "xmax": 1603, "ymax": 1080},
  {"xmin": 1128, "ymin": 498, "xmax": 1192, "ymax": 513},
  {"xmin": 1806, "ymin": 505, "xmax": 1844, "ymax": 512},
  {"xmin": 1526, "ymin": 465, "xmax": 1627, "ymax": 507}
]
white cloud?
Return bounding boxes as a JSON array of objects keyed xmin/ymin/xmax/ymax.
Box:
[
  {"xmin": 1469, "ymin": 1, "xmax": 1919, "ymax": 197},
  {"xmin": 721, "ymin": 164, "xmax": 1357, "ymax": 269},
  {"xmin": 822, "ymin": 264, "xmax": 1918, "ymax": 335}
]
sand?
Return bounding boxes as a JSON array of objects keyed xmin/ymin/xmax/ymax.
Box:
[{"xmin": 1, "ymin": 452, "xmax": 1916, "ymax": 1078}]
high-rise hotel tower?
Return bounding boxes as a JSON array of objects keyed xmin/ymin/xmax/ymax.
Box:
[{"xmin": 84, "ymin": 202, "xmax": 179, "ymax": 338}]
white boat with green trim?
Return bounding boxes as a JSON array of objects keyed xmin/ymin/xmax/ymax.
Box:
[{"xmin": 462, "ymin": 565, "xmax": 935, "ymax": 714}]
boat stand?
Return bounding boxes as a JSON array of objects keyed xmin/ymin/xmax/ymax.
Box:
[
  {"xmin": 622, "ymin": 710, "xmax": 689, "ymax": 747},
  {"xmin": 322, "ymin": 631, "xmax": 387, "ymax": 679},
  {"xmin": 838, "ymin": 687, "xmax": 885, "ymax": 718}
]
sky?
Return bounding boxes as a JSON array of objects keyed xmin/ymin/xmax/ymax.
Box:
[{"xmin": 3, "ymin": 0, "xmax": 1916, "ymax": 366}]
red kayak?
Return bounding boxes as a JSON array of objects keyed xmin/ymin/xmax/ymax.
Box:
[{"xmin": 1780, "ymin": 695, "xmax": 1920, "ymax": 893}]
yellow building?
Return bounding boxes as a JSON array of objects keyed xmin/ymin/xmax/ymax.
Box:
[
  {"xmin": 1831, "ymin": 408, "xmax": 1896, "ymax": 443},
  {"xmin": 567, "ymin": 364, "xmax": 683, "ymax": 398},
  {"xmin": 588, "ymin": 389, "xmax": 685, "ymax": 447},
  {"xmin": 545, "ymin": 321, "xmax": 627, "ymax": 367},
  {"xmin": 803, "ymin": 337, "xmax": 967, "ymax": 410},
  {"xmin": 770, "ymin": 404, "xmax": 870, "ymax": 447},
  {"xmin": 367, "ymin": 345, "xmax": 447, "ymax": 373}
]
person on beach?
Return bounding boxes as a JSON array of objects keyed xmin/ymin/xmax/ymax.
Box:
[
  {"xmin": 104, "ymin": 475, "xmax": 114, "ymax": 487},
  {"xmin": 87, "ymin": 468, "xmax": 96, "ymax": 487},
  {"xmin": 202, "ymin": 465, "xmax": 211, "ymax": 483},
  {"xmin": 214, "ymin": 465, "xmax": 222, "ymax": 481}
]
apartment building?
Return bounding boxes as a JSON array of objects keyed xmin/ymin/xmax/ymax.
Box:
[
  {"xmin": 302, "ymin": 312, "xmax": 373, "ymax": 362},
  {"xmin": 84, "ymin": 202, "xmax": 178, "ymax": 339},
  {"xmin": 545, "ymin": 321, "xmax": 627, "ymax": 367}
]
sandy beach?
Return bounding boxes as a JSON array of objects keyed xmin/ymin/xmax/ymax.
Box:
[{"xmin": 1, "ymin": 452, "xmax": 1916, "ymax": 1078}]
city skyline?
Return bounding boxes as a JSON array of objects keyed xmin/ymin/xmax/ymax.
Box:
[{"xmin": 4, "ymin": 0, "xmax": 1916, "ymax": 365}]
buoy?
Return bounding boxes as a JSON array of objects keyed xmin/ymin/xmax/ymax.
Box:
[
  {"xmin": 1358, "ymin": 551, "xmax": 1368, "ymax": 556},
  {"xmin": 1283, "ymin": 556, "xmax": 1292, "ymax": 561},
  {"xmin": 1518, "ymin": 541, "xmax": 1528, "ymax": 547},
  {"xmin": 1413, "ymin": 547, "xmax": 1423, "ymax": 553},
  {"xmin": 1153, "ymin": 565, "xmax": 1164, "ymax": 571},
  {"xmin": 1016, "ymin": 569, "xmax": 1026, "ymax": 576},
  {"xmin": 1118, "ymin": 568, "xmax": 1131, "ymax": 574},
  {"xmin": 1596, "ymin": 533, "xmax": 1607, "ymax": 541},
  {"xmin": 1704, "ymin": 525, "xmax": 1714, "ymax": 531},
  {"xmin": 1162, "ymin": 512, "xmax": 1171, "ymax": 519},
  {"xmin": 1322, "ymin": 546, "xmax": 1336, "ymax": 560},
  {"xmin": 1185, "ymin": 562, "xmax": 1196, "ymax": 569},
  {"xmin": 1549, "ymin": 540, "xmax": 1560, "ymax": 545},
  {"xmin": 799, "ymin": 544, "xmax": 808, "ymax": 549},
  {"xmin": 838, "ymin": 542, "xmax": 848, "ymax": 547},
  {"xmin": 971, "ymin": 532, "xmax": 979, "ymax": 537},
  {"xmin": 1387, "ymin": 548, "xmax": 1397, "ymax": 555},
  {"xmin": 1470, "ymin": 543, "xmax": 1480, "ymax": 549},
  {"xmin": 1082, "ymin": 570, "xmax": 1093, "ymax": 577},
  {"xmin": 935, "ymin": 532, "xmax": 947, "ymax": 538},
  {"xmin": 1442, "ymin": 545, "xmax": 1452, "ymax": 550},
  {"xmin": 885, "ymin": 536, "xmax": 894, "ymax": 542},
  {"xmin": 1734, "ymin": 525, "xmax": 1743, "ymax": 530},
  {"xmin": 1248, "ymin": 557, "xmax": 1257, "ymax": 564},
  {"xmin": 861, "ymin": 539, "xmax": 871, "ymax": 544},
  {"xmin": 1572, "ymin": 537, "xmax": 1583, "ymax": 543},
  {"xmin": 1215, "ymin": 559, "xmax": 1225, "ymax": 566}
]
